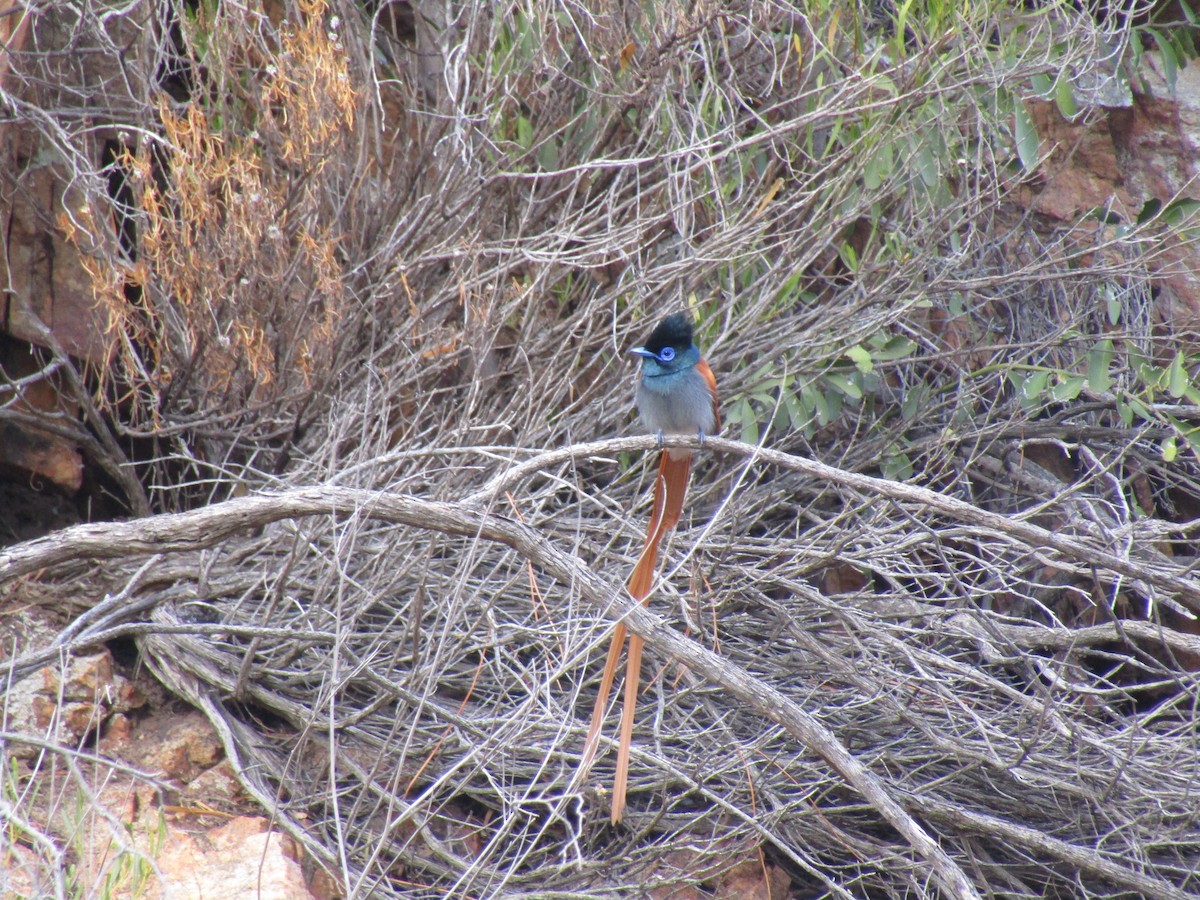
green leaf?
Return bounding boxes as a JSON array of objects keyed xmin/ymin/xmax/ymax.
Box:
[
  {"xmin": 883, "ymin": 449, "xmax": 914, "ymax": 482},
  {"xmin": 1134, "ymin": 357, "xmax": 1162, "ymax": 392},
  {"xmin": 873, "ymin": 335, "xmax": 918, "ymax": 360},
  {"xmin": 891, "ymin": 0, "xmax": 916, "ymax": 57},
  {"xmin": 811, "ymin": 387, "xmax": 831, "ymax": 426},
  {"xmin": 741, "ymin": 417, "xmax": 759, "ymax": 444},
  {"xmin": 1021, "ymin": 370, "xmax": 1049, "ymax": 405},
  {"xmin": 728, "ymin": 398, "xmax": 757, "ymax": 443},
  {"xmin": 839, "ymin": 242, "xmax": 859, "ymax": 272},
  {"xmin": 1162, "ymin": 436, "xmax": 1178, "ymax": 462},
  {"xmin": 1013, "ymin": 101, "xmax": 1040, "ymax": 171},
  {"xmin": 1127, "ymin": 394, "xmax": 1153, "ymax": 422},
  {"xmin": 1164, "ymin": 198, "xmax": 1200, "ymax": 227},
  {"xmin": 1051, "ymin": 374, "xmax": 1085, "ymax": 402},
  {"xmin": 536, "ymin": 139, "xmax": 558, "ymax": 171},
  {"xmin": 825, "ymin": 389, "xmax": 843, "ymax": 420},
  {"xmin": 776, "ymin": 268, "xmax": 805, "ymax": 304},
  {"xmin": 1116, "ymin": 395, "xmax": 1134, "ymax": 426},
  {"xmin": 1168, "ymin": 350, "xmax": 1189, "ymax": 398},
  {"xmin": 825, "ymin": 372, "xmax": 863, "ymax": 400},
  {"xmin": 864, "ymin": 141, "xmax": 894, "ymax": 191},
  {"xmin": 1149, "ymin": 29, "xmax": 1178, "ymax": 92},
  {"xmin": 771, "ymin": 399, "xmax": 791, "ymax": 430},
  {"xmin": 901, "ymin": 385, "xmax": 925, "ymax": 422},
  {"xmin": 1087, "ymin": 340, "xmax": 1114, "ymax": 393},
  {"xmin": 1104, "ymin": 285, "xmax": 1122, "ymax": 325},
  {"xmin": 795, "ymin": 387, "xmax": 815, "ymax": 423},
  {"xmin": 846, "ymin": 344, "xmax": 874, "ymax": 373},
  {"xmin": 784, "ymin": 391, "xmax": 808, "ymax": 429},
  {"xmin": 1088, "ymin": 207, "xmax": 1124, "ymax": 226},
  {"xmin": 1137, "ymin": 197, "xmax": 1162, "ymax": 225},
  {"xmin": 516, "ymin": 115, "xmax": 533, "ymax": 150},
  {"xmin": 914, "ymin": 138, "xmax": 938, "ymax": 189},
  {"xmin": 1182, "ymin": 425, "xmax": 1200, "ymax": 460},
  {"xmin": 1054, "ymin": 76, "xmax": 1078, "ymax": 118},
  {"xmin": 872, "ymin": 74, "xmax": 900, "ymax": 97}
]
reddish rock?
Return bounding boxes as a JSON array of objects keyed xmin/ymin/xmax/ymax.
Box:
[
  {"xmin": 12, "ymin": 647, "xmax": 126, "ymax": 753},
  {"xmin": 0, "ymin": 841, "xmax": 42, "ymax": 899},
  {"xmin": 1, "ymin": 2, "xmax": 149, "ymax": 364},
  {"xmin": 638, "ymin": 840, "xmax": 793, "ymax": 899},
  {"xmin": 61, "ymin": 699, "xmax": 106, "ymax": 735},
  {"xmin": 105, "ymin": 711, "xmax": 134, "ymax": 744},
  {"xmin": 111, "ymin": 708, "xmax": 225, "ymax": 783},
  {"xmin": 1022, "ymin": 55, "xmax": 1200, "ymax": 329},
  {"xmin": 148, "ymin": 816, "xmax": 316, "ymax": 900},
  {"xmin": 0, "ymin": 422, "xmax": 83, "ymax": 495},
  {"xmin": 29, "ymin": 693, "xmax": 56, "ymax": 730},
  {"xmin": 714, "ymin": 854, "xmax": 792, "ymax": 899},
  {"xmin": 0, "ymin": 144, "xmax": 111, "ymax": 363},
  {"xmin": 61, "ymin": 647, "xmax": 114, "ymax": 699},
  {"xmin": 0, "ymin": 340, "xmax": 84, "ymax": 493},
  {"xmin": 182, "ymin": 760, "xmax": 248, "ymax": 814}
]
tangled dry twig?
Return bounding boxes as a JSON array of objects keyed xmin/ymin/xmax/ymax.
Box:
[{"xmin": 5, "ymin": 435, "xmax": 1200, "ymax": 897}]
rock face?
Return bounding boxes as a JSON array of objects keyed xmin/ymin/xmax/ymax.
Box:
[
  {"xmin": 131, "ymin": 816, "xmax": 314, "ymax": 900},
  {"xmin": 0, "ymin": 1, "xmax": 131, "ymax": 501},
  {"xmin": 0, "ymin": 601, "xmax": 323, "ymax": 899},
  {"xmin": 1023, "ymin": 55, "xmax": 1200, "ymax": 329},
  {"xmin": 0, "ymin": 337, "xmax": 85, "ymax": 499},
  {"xmin": 0, "ymin": 150, "xmax": 111, "ymax": 364},
  {"xmin": 4, "ymin": 644, "xmax": 142, "ymax": 757},
  {"xmin": 0, "ymin": 0, "xmax": 126, "ymax": 365}
]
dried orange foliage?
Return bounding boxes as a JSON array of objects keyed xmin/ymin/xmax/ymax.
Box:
[{"xmin": 75, "ymin": 0, "xmax": 356, "ymax": 421}]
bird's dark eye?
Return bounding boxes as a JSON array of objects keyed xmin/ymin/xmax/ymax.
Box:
[{"xmin": 659, "ymin": 347, "xmax": 676, "ymax": 362}]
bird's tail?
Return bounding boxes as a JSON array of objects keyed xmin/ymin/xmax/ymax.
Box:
[
  {"xmin": 579, "ymin": 450, "xmax": 692, "ymax": 823},
  {"xmin": 626, "ymin": 450, "xmax": 691, "ymax": 596}
]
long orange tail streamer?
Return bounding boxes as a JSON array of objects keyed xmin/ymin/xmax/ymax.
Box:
[{"xmin": 580, "ymin": 449, "xmax": 692, "ymax": 823}]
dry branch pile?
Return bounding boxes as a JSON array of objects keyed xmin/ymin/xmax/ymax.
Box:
[{"xmin": 4, "ymin": 1, "xmax": 1200, "ymax": 897}]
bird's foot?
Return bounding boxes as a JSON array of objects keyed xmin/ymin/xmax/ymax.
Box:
[
  {"xmin": 696, "ymin": 428, "xmax": 706, "ymax": 448},
  {"xmin": 654, "ymin": 429, "xmax": 665, "ymax": 451}
]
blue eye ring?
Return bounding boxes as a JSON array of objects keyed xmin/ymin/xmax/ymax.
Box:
[{"xmin": 658, "ymin": 346, "xmax": 676, "ymax": 362}]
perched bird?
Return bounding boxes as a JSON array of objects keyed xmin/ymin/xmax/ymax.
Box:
[
  {"xmin": 629, "ymin": 312, "xmax": 721, "ymax": 460},
  {"xmin": 581, "ymin": 312, "xmax": 720, "ymax": 823}
]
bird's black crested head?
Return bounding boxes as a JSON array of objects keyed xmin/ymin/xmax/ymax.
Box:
[{"xmin": 643, "ymin": 312, "xmax": 694, "ymax": 354}]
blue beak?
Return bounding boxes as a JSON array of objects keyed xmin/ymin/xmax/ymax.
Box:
[{"xmin": 629, "ymin": 347, "xmax": 654, "ymax": 359}]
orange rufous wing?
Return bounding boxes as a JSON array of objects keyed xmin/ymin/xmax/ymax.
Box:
[{"xmin": 695, "ymin": 357, "xmax": 721, "ymax": 433}]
